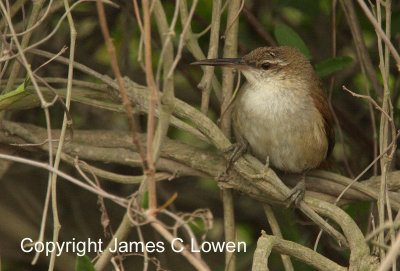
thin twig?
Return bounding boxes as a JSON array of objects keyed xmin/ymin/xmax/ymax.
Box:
[
  {"xmin": 150, "ymin": 218, "xmax": 211, "ymax": 271},
  {"xmin": 377, "ymin": 231, "xmax": 400, "ymax": 271},
  {"xmin": 334, "ymin": 131, "xmax": 400, "ymax": 205},
  {"xmin": 4, "ymin": 0, "xmax": 53, "ymax": 38},
  {"xmin": 220, "ymin": 1, "xmax": 242, "ymax": 270},
  {"xmin": 0, "ymin": 153, "xmax": 127, "ymax": 205},
  {"xmin": 94, "ymin": 213, "xmax": 133, "ymax": 271},
  {"xmin": 154, "ymin": 0, "xmax": 180, "ymax": 89},
  {"xmin": 375, "ymin": 0, "xmax": 394, "ymax": 261},
  {"xmin": 339, "ymin": 0, "xmax": 383, "ymax": 99},
  {"xmin": 47, "ymin": 1, "xmax": 76, "ymax": 269},
  {"xmin": 326, "ymin": 0, "xmax": 354, "ymax": 178},
  {"xmin": 166, "ymin": 0, "xmax": 198, "ymax": 79},
  {"xmin": 150, "ymin": 0, "xmax": 177, "ymax": 165},
  {"xmin": 357, "ymin": 0, "xmax": 400, "ymax": 71},
  {"xmin": 4, "ymin": 0, "xmax": 46, "ymax": 93},
  {"xmin": 218, "ymin": 72, "xmax": 240, "ymax": 123},
  {"xmin": 199, "ymin": 0, "xmax": 222, "ymax": 114},
  {"xmin": 95, "ymin": 0, "xmax": 148, "ymax": 169},
  {"xmin": 132, "ymin": 0, "xmax": 144, "ymax": 32},
  {"xmin": 221, "ymin": 0, "xmax": 244, "ymax": 39},
  {"xmin": 0, "ymin": 0, "xmax": 117, "ymax": 63},
  {"xmin": 242, "ymin": 5, "xmax": 277, "ymax": 46},
  {"xmin": 179, "ymin": 0, "xmax": 222, "ymax": 101},
  {"xmin": 33, "ymin": 46, "xmax": 68, "ymax": 73},
  {"xmin": 142, "ymin": 0, "xmax": 158, "ymax": 209},
  {"xmin": 263, "ymin": 205, "xmax": 294, "ymax": 271},
  {"xmin": 366, "ymin": 220, "xmax": 400, "ymax": 242},
  {"xmin": 1, "ymin": 5, "xmax": 56, "ymax": 265},
  {"xmin": 343, "ymin": 85, "xmax": 392, "ymax": 121}
]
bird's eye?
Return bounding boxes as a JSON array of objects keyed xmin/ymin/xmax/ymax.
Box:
[{"xmin": 261, "ymin": 62, "xmax": 270, "ymax": 70}]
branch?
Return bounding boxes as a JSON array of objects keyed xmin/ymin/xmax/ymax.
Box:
[
  {"xmin": 356, "ymin": 0, "xmax": 400, "ymax": 71},
  {"xmin": 339, "ymin": 0, "xmax": 383, "ymax": 99},
  {"xmin": 142, "ymin": 0, "xmax": 158, "ymax": 209},
  {"xmin": 219, "ymin": 1, "xmax": 242, "ymax": 270},
  {"xmin": 96, "ymin": 0, "xmax": 147, "ymax": 171},
  {"xmin": 2, "ymin": 121, "xmax": 400, "ymax": 208},
  {"xmin": 179, "ymin": 0, "xmax": 222, "ymax": 100},
  {"xmin": 242, "ymin": 5, "xmax": 277, "ymax": 46},
  {"xmin": 251, "ymin": 231, "xmax": 346, "ymax": 271},
  {"xmin": 307, "ymin": 198, "xmax": 373, "ymax": 270},
  {"xmin": 263, "ymin": 205, "xmax": 294, "ymax": 271},
  {"xmin": 199, "ymin": 0, "xmax": 222, "ymax": 114},
  {"xmin": 151, "ymin": 0, "xmax": 176, "ymax": 163},
  {"xmin": 2, "ymin": 119, "xmax": 398, "ymax": 269},
  {"xmin": 94, "ymin": 213, "xmax": 133, "ymax": 271}
]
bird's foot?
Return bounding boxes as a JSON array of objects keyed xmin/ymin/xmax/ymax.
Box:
[
  {"xmin": 216, "ymin": 171, "xmax": 235, "ymax": 189},
  {"xmin": 286, "ymin": 175, "xmax": 306, "ymax": 207},
  {"xmin": 221, "ymin": 141, "xmax": 249, "ymax": 173}
]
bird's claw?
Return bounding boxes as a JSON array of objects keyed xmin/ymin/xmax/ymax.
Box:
[
  {"xmin": 222, "ymin": 141, "xmax": 249, "ymax": 173},
  {"xmin": 286, "ymin": 177, "xmax": 306, "ymax": 207}
]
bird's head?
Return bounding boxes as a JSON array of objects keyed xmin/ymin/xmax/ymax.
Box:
[{"xmin": 192, "ymin": 46, "xmax": 313, "ymax": 86}]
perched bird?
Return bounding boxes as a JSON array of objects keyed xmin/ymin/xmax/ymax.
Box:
[{"xmin": 192, "ymin": 46, "xmax": 335, "ymax": 204}]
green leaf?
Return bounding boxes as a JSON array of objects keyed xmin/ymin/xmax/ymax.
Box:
[
  {"xmin": 273, "ymin": 23, "xmax": 311, "ymax": 59},
  {"xmin": 75, "ymin": 255, "xmax": 95, "ymax": 271},
  {"xmin": 315, "ymin": 56, "xmax": 353, "ymax": 78},
  {"xmin": 0, "ymin": 75, "xmax": 31, "ymax": 110},
  {"xmin": 140, "ymin": 191, "xmax": 149, "ymax": 209}
]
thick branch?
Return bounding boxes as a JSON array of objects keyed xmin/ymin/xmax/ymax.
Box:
[
  {"xmin": 2, "ymin": 120, "xmax": 400, "ymax": 207},
  {"xmin": 251, "ymin": 231, "xmax": 346, "ymax": 271}
]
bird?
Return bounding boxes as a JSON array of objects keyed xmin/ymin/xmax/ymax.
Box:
[{"xmin": 192, "ymin": 46, "xmax": 335, "ymax": 205}]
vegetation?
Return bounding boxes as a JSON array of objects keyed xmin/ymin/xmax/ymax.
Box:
[{"xmin": 0, "ymin": 0, "xmax": 399, "ymax": 270}]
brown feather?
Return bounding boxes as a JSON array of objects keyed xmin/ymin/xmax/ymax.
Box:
[{"xmin": 310, "ymin": 80, "xmax": 335, "ymax": 159}]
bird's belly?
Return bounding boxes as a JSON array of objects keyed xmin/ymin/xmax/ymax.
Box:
[{"xmin": 233, "ymin": 87, "xmax": 328, "ymax": 173}]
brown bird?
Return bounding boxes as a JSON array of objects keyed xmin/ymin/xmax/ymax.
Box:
[{"xmin": 192, "ymin": 46, "xmax": 335, "ymax": 205}]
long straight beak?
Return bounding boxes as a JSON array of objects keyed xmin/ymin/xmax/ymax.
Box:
[{"xmin": 191, "ymin": 58, "xmax": 247, "ymax": 69}]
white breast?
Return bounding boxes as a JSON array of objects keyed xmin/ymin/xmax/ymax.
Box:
[{"xmin": 232, "ymin": 77, "xmax": 328, "ymax": 173}]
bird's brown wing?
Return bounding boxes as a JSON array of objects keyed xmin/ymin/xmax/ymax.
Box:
[{"xmin": 311, "ymin": 81, "xmax": 335, "ymax": 158}]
